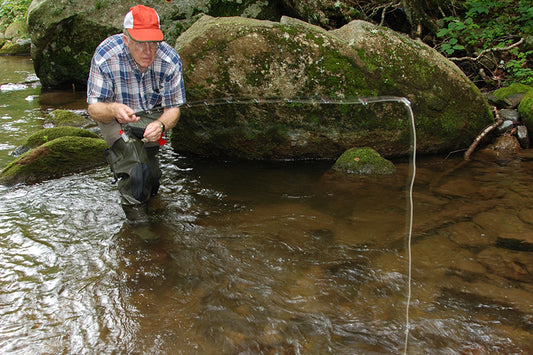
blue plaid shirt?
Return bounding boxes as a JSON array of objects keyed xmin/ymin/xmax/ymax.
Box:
[{"xmin": 87, "ymin": 34, "xmax": 186, "ymax": 111}]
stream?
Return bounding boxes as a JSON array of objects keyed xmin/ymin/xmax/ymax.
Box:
[{"xmin": 0, "ymin": 56, "xmax": 532, "ymax": 354}]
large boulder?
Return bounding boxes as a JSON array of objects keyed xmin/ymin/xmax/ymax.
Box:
[
  {"xmin": 171, "ymin": 16, "xmax": 492, "ymax": 160},
  {"xmin": 27, "ymin": 0, "xmax": 282, "ymax": 89}
]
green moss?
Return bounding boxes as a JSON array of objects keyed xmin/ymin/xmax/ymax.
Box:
[
  {"xmin": 332, "ymin": 147, "xmax": 396, "ymax": 175},
  {"xmin": 518, "ymin": 89, "xmax": 533, "ymax": 132},
  {"xmin": 25, "ymin": 127, "xmax": 99, "ymax": 149},
  {"xmin": 0, "ymin": 40, "xmax": 30, "ymax": 55},
  {"xmin": 493, "ymin": 83, "xmax": 533, "ymax": 99},
  {"xmin": 1, "ymin": 136, "xmax": 107, "ymax": 186}
]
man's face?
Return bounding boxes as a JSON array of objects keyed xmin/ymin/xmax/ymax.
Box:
[{"xmin": 123, "ymin": 34, "xmax": 159, "ymax": 71}]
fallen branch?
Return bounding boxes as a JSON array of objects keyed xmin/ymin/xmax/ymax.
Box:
[
  {"xmin": 464, "ymin": 107, "xmax": 503, "ymax": 160},
  {"xmin": 450, "ymin": 38, "xmax": 524, "ymax": 62}
]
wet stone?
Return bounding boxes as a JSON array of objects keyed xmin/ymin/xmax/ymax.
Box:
[
  {"xmin": 496, "ymin": 120, "xmax": 514, "ymax": 134},
  {"xmin": 502, "ymin": 93, "xmax": 526, "ymax": 109},
  {"xmin": 499, "ymin": 109, "xmax": 520, "ymax": 122},
  {"xmin": 517, "ymin": 125, "xmax": 529, "ymax": 148}
]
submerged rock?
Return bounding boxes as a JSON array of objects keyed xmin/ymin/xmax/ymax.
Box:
[
  {"xmin": 331, "ymin": 147, "xmax": 395, "ymax": 175},
  {"xmin": 474, "ymin": 135, "xmax": 522, "ymax": 162},
  {"xmin": 0, "ymin": 136, "xmax": 107, "ymax": 186}
]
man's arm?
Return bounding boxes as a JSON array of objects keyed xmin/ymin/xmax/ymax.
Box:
[{"xmin": 87, "ymin": 102, "xmax": 140, "ymax": 124}]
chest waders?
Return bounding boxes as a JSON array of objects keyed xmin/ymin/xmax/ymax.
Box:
[{"xmin": 103, "ymin": 109, "xmax": 163, "ymax": 214}]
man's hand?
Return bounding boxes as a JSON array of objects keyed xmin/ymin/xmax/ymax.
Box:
[
  {"xmin": 87, "ymin": 102, "xmax": 140, "ymax": 124},
  {"xmin": 112, "ymin": 103, "xmax": 140, "ymax": 124},
  {"xmin": 143, "ymin": 120, "xmax": 164, "ymax": 142}
]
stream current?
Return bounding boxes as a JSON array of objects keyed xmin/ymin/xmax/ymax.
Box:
[{"xmin": 0, "ymin": 56, "xmax": 532, "ymax": 354}]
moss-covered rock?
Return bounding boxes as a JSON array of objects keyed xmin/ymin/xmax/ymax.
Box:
[
  {"xmin": 26, "ymin": 126, "xmax": 99, "ymax": 149},
  {"xmin": 11, "ymin": 127, "xmax": 100, "ymax": 157},
  {"xmin": 0, "ymin": 136, "xmax": 107, "ymax": 186},
  {"xmin": 518, "ymin": 89, "xmax": 533, "ymax": 132},
  {"xmin": 488, "ymin": 83, "xmax": 533, "ymax": 108},
  {"xmin": 172, "ymin": 16, "xmax": 491, "ymax": 160},
  {"xmin": 44, "ymin": 109, "xmax": 92, "ymax": 128},
  {"xmin": 0, "ymin": 39, "xmax": 31, "ymax": 55},
  {"xmin": 331, "ymin": 147, "xmax": 395, "ymax": 175}
]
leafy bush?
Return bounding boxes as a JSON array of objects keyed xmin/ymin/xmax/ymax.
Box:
[
  {"xmin": 436, "ymin": 0, "xmax": 533, "ymax": 86},
  {"xmin": 0, "ymin": 0, "xmax": 32, "ymax": 28}
]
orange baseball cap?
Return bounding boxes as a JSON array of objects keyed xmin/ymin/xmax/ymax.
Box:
[{"xmin": 123, "ymin": 5, "xmax": 164, "ymax": 42}]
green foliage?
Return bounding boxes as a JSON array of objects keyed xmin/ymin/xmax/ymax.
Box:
[
  {"xmin": 0, "ymin": 0, "xmax": 32, "ymax": 26},
  {"xmin": 436, "ymin": 0, "xmax": 533, "ymax": 85}
]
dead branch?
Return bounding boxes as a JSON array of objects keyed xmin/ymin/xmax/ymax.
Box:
[
  {"xmin": 464, "ymin": 107, "xmax": 503, "ymax": 160},
  {"xmin": 450, "ymin": 38, "xmax": 524, "ymax": 62}
]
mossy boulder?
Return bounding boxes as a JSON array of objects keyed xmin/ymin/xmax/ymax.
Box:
[
  {"xmin": 518, "ymin": 89, "xmax": 533, "ymax": 132},
  {"xmin": 0, "ymin": 136, "xmax": 107, "ymax": 186},
  {"xmin": 488, "ymin": 83, "xmax": 532, "ymax": 109},
  {"xmin": 331, "ymin": 147, "xmax": 395, "ymax": 175},
  {"xmin": 12, "ymin": 127, "xmax": 100, "ymax": 157},
  {"xmin": 44, "ymin": 109, "xmax": 92, "ymax": 128},
  {"xmin": 172, "ymin": 16, "xmax": 491, "ymax": 160}
]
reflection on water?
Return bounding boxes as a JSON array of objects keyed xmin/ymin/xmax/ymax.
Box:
[{"xmin": 1, "ymin": 56, "xmax": 532, "ymax": 354}]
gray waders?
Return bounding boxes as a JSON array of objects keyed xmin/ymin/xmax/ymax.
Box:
[{"xmin": 103, "ymin": 110, "xmax": 163, "ymax": 222}]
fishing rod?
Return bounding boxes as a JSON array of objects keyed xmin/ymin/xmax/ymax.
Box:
[{"xmin": 182, "ymin": 95, "xmax": 412, "ymax": 108}]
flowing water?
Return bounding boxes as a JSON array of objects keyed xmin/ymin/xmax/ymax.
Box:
[{"xmin": 0, "ymin": 56, "xmax": 532, "ymax": 354}]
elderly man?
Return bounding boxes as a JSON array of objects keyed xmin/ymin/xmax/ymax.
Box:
[{"xmin": 87, "ymin": 4, "xmax": 186, "ymax": 222}]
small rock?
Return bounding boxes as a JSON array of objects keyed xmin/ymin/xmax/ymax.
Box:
[
  {"xmin": 496, "ymin": 120, "xmax": 514, "ymax": 134},
  {"xmin": 499, "ymin": 109, "xmax": 520, "ymax": 122},
  {"xmin": 503, "ymin": 93, "xmax": 526, "ymax": 109},
  {"xmin": 517, "ymin": 125, "xmax": 529, "ymax": 148},
  {"xmin": 488, "ymin": 83, "xmax": 532, "ymax": 108},
  {"xmin": 331, "ymin": 147, "xmax": 395, "ymax": 175}
]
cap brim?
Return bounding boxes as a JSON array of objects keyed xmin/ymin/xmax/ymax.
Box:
[{"xmin": 127, "ymin": 28, "xmax": 163, "ymax": 42}]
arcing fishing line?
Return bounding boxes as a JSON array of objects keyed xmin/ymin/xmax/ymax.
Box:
[{"xmin": 184, "ymin": 96, "xmax": 416, "ymax": 352}]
